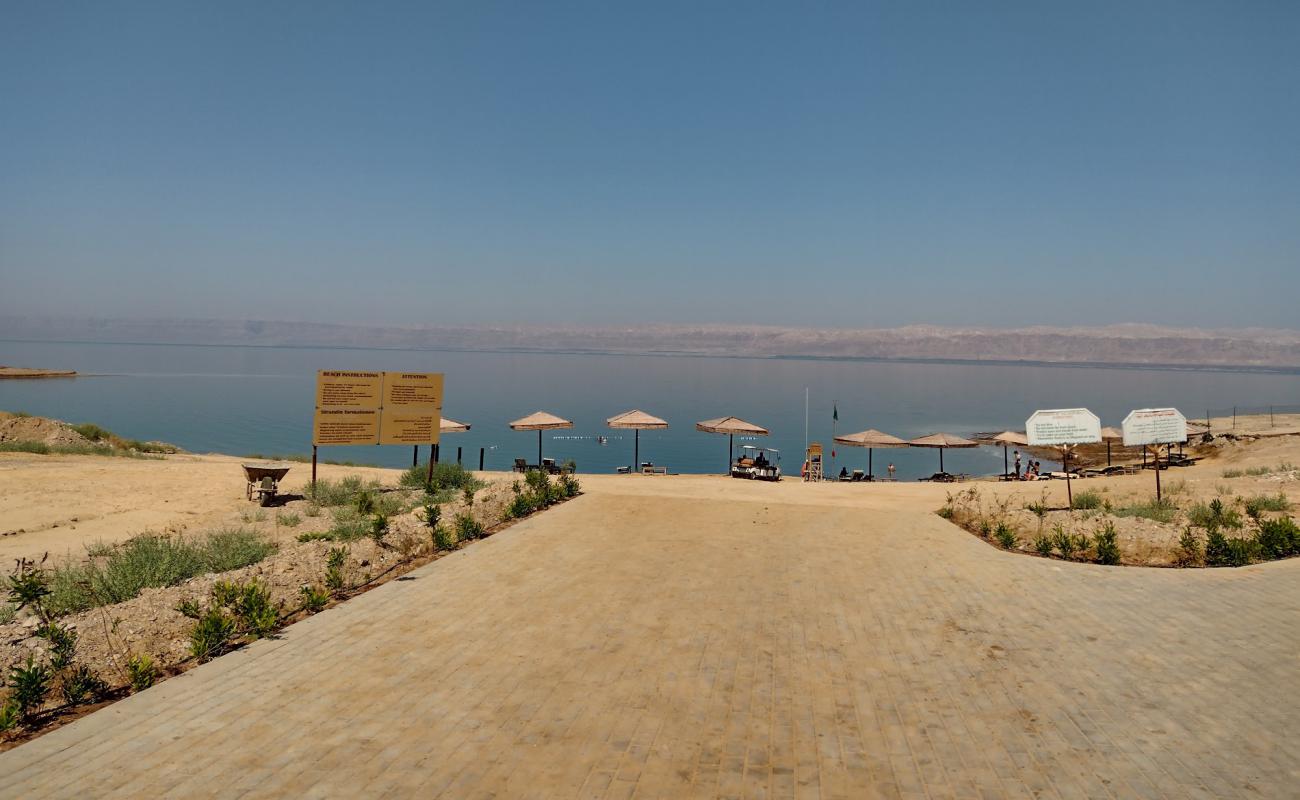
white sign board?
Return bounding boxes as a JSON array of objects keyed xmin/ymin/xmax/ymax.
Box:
[
  {"xmin": 1026, "ymin": 408, "xmax": 1102, "ymax": 446},
  {"xmin": 1122, "ymin": 408, "xmax": 1187, "ymax": 447}
]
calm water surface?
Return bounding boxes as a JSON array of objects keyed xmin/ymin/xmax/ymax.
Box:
[{"xmin": 3, "ymin": 341, "xmax": 1298, "ymax": 480}]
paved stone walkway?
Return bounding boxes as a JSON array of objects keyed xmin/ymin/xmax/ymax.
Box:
[{"xmin": 2, "ymin": 478, "xmax": 1297, "ymax": 798}]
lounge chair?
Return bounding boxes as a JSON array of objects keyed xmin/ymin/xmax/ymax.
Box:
[
  {"xmin": 851, "ymin": 469, "xmax": 866, "ymax": 482},
  {"xmin": 513, "ymin": 458, "xmax": 528, "ymax": 473}
]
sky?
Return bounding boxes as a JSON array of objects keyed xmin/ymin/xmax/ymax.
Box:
[{"xmin": 2, "ymin": 1, "xmax": 1298, "ymax": 330}]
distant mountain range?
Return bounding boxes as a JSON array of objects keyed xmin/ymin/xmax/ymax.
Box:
[{"xmin": 4, "ymin": 315, "xmax": 1300, "ymax": 371}]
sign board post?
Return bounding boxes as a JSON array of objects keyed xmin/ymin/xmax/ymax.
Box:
[
  {"xmin": 312, "ymin": 371, "xmax": 443, "ymax": 489},
  {"xmin": 1122, "ymin": 408, "xmax": 1187, "ymax": 501},
  {"xmin": 1026, "ymin": 408, "xmax": 1102, "ymax": 508}
]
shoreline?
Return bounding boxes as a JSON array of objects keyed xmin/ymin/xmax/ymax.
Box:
[{"xmin": 0, "ymin": 366, "xmax": 77, "ymax": 379}]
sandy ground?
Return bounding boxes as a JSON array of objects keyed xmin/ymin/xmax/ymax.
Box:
[
  {"xmin": 0, "ymin": 454, "xmax": 407, "ymax": 565},
  {"xmin": 2, "ymin": 426, "xmax": 1298, "ymax": 567}
]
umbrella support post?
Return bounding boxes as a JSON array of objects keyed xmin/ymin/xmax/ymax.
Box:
[
  {"xmin": 311, "ymin": 446, "xmax": 317, "ymax": 489},
  {"xmin": 426, "ymin": 448, "xmax": 434, "ymax": 491},
  {"xmin": 1107, "ymin": 441, "xmax": 1112, "ymax": 467},
  {"xmin": 869, "ymin": 448, "xmax": 873, "ymax": 480},
  {"xmin": 635, "ymin": 430, "xmax": 639, "ymax": 472},
  {"xmin": 538, "ymin": 431, "xmax": 543, "ymax": 470},
  {"xmin": 413, "ymin": 445, "xmax": 418, "ymax": 469},
  {"xmin": 479, "ymin": 448, "xmax": 484, "ymax": 471},
  {"xmin": 728, "ymin": 434, "xmax": 733, "ymax": 475},
  {"xmin": 1003, "ymin": 445, "xmax": 1008, "ymax": 480},
  {"xmin": 939, "ymin": 448, "xmax": 945, "ymax": 474}
]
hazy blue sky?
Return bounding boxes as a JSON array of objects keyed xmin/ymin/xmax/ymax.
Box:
[{"xmin": 2, "ymin": 1, "xmax": 1297, "ymax": 329}]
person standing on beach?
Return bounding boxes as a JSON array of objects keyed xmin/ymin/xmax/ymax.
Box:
[
  {"xmin": 1013, "ymin": 450, "xmax": 1022, "ymax": 480},
  {"xmin": 887, "ymin": 463, "xmax": 896, "ymax": 480}
]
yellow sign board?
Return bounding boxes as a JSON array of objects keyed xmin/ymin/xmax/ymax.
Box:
[
  {"xmin": 383, "ymin": 372, "xmax": 444, "ymax": 408},
  {"xmin": 312, "ymin": 408, "xmax": 381, "ymax": 446},
  {"xmin": 313, "ymin": 370, "xmax": 443, "ymax": 446},
  {"xmin": 315, "ymin": 371, "xmax": 383, "ymax": 409}
]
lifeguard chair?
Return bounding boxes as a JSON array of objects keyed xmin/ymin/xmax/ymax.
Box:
[{"xmin": 803, "ymin": 442, "xmax": 824, "ymax": 482}]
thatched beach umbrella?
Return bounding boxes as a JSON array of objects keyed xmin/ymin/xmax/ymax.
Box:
[
  {"xmin": 908, "ymin": 432, "xmax": 979, "ymax": 474},
  {"xmin": 833, "ymin": 429, "xmax": 907, "ymax": 479},
  {"xmin": 1100, "ymin": 426, "xmax": 1123, "ymax": 466},
  {"xmin": 419, "ymin": 416, "xmax": 472, "ymax": 466},
  {"xmin": 696, "ymin": 416, "xmax": 769, "ymax": 473},
  {"xmin": 607, "ymin": 409, "xmax": 669, "ymax": 471},
  {"xmin": 978, "ymin": 431, "xmax": 1028, "ymax": 479},
  {"xmin": 509, "ymin": 411, "xmax": 573, "ymax": 467}
]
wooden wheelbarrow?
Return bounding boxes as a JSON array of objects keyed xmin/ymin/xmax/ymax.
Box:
[{"xmin": 242, "ymin": 464, "xmax": 291, "ymax": 507}]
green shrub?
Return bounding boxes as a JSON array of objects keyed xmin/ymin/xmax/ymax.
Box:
[
  {"xmin": 0, "ymin": 602, "xmax": 14, "ymax": 625},
  {"xmin": 454, "ymin": 513, "xmax": 484, "ymax": 542},
  {"xmin": 276, "ymin": 512, "xmax": 301, "ymax": 527},
  {"xmin": 1070, "ymin": 490, "xmax": 1103, "ymax": 510},
  {"xmin": 7, "ymin": 655, "xmax": 51, "ymax": 719},
  {"xmin": 1243, "ymin": 493, "xmax": 1290, "ymax": 517},
  {"xmin": 0, "ymin": 699, "xmax": 19, "ymax": 731},
  {"xmin": 7, "ymin": 559, "xmax": 52, "ymax": 617},
  {"xmin": 1050, "ymin": 525, "xmax": 1077, "ymax": 559},
  {"xmin": 423, "ymin": 501, "xmax": 441, "ymax": 530},
  {"xmin": 126, "ymin": 654, "xmax": 158, "ymax": 692},
  {"xmin": 189, "ymin": 608, "xmax": 237, "ymax": 662},
  {"xmin": 229, "ymin": 581, "xmax": 279, "ymax": 638},
  {"xmin": 434, "ymin": 525, "xmax": 456, "ymax": 552},
  {"xmin": 462, "ymin": 484, "xmax": 477, "ymax": 508},
  {"xmin": 1254, "ymin": 517, "xmax": 1300, "ymax": 560},
  {"xmin": 936, "ymin": 505, "xmax": 955, "ymax": 520},
  {"xmin": 1094, "ymin": 522, "xmax": 1121, "ymax": 565},
  {"xmin": 1177, "ymin": 527, "xmax": 1203, "ymax": 567},
  {"xmin": 36, "ymin": 622, "xmax": 78, "ymax": 670},
  {"xmin": 70, "ymin": 423, "xmax": 112, "ymax": 442},
  {"xmin": 1206, "ymin": 530, "xmax": 1256, "ymax": 567},
  {"xmin": 325, "ymin": 547, "xmax": 348, "ymax": 592},
  {"xmin": 994, "ymin": 523, "xmax": 1018, "ymax": 550},
  {"xmin": 1113, "ymin": 497, "xmax": 1177, "ymax": 523},
  {"xmin": 59, "ymin": 664, "xmax": 107, "ymax": 706},
  {"xmin": 1032, "ymin": 535, "xmax": 1053, "ymax": 557},
  {"xmin": 303, "ymin": 503, "xmax": 322, "ymax": 518},
  {"xmin": 300, "ymin": 585, "xmax": 330, "ymax": 613},
  {"xmin": 296, "ymin": 531, "xmax": 333, "ymax": 542}
]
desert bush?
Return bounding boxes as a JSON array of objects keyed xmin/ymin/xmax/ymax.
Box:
[
  {"xmin": 1032, "ymin": 534, "xmax": 1053, "ymax": 557},
  {"xmin": 1113, "ymin": 497, "xmax": 1177, "ymax": 523},
  {"xmin": 423, "ymin": 501, "xmax": 441, "ymax": 530},
  {"xmin": 300, "ymin": 584, "xmax": 330, "ymax": 613},
  {"xmin": 1177, "ymin": 527, "xmax": 1203, "ymax": 567},
  {"xmin": 1254, "ymin": 516, "xmax": 1300, "ymax": 560},
  {"xmin": 1094, "ymin": 522, "xmax": 1121, "ymax": 565},
  {"xmin": 228, "ymin": 581, "xmax": 279, "ymax": 638},
  {"xmin": 307, "ymin": 476, "xmax": 377, "ymax": 507},
  {"xmin": 399, "ymin": 462, "xmax": 481, "ymax": 494},
  {"xmin": 59, "ymin": 664, "xmax": 107, "ymax": 706},
  {"xmin": 1025, "ymin": 491, "xmax": 1050, "ymax": 518},
  {"xmin": 276, "ymin": 512, "xmax": 301, "ymax": 527},
  {"xmin": 7, "ymin": 558, "xmax": 53, "ymax": 620},
  {"xmin": 1070, "ymin": 490, "xmax": 1103, "ymax": 510},
  {"xmin": 1243, "ymin": 493, "xmax": 1290, "ymax": 518},
  {"xmin": 296, "ymin": 531, "xmax": 332, "ymax": 543},
  {"xmin": 434, "ymin": 525, "xmax": 457, "ymax": 552},
  {"xmin": 325, "ymin": 508, "xmax": 371, "ymax": 541},
  {"xmin": 368, "ymin": 514, "xmax": 389, "ymax": 546},
  {"xmin": 126, "ymin": 654, "xmax": 158, "ymax": 692},
  {"xmin": 7, "ymin": 655, "xmax": 51, "ymax": 720},
  {"xmin": 84, "ymin": 540, "xmax": 114, "ymax": 557},
  {"xmin": 240, "ymin": 509, "xmax": 267, "ymax": 524},
  {"xmin": 0, "ymin": 602, "xmax": 14, "ymax": 625},
  {"xmin": 462, "ymin": 484, "xmax": 477, "ymax": 508},
  {"xmin": 303, "ymin": 503, "xmax": 322, "ymax": 518},
  {"xmin": 454, "ymin": 513, "xmax": 484, "ymax": 542},
  {"xmin": 45, "ymin": 529, "xmax": 276, "ymax": 616},
  {"xmin": 1187, "ymin": 498, "xmax": 1243, "ymax": 530}
]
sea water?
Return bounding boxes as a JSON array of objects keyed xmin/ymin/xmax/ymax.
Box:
[{"xmin": 2, "ymin": 340, "xmax": 1298, "ymax": 480}]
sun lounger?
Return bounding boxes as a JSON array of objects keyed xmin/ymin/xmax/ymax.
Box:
[
  {"xmin": 641, "ymin": 464, "xmax": 667, "ymax": 475},
  {"xmin": 851, "ymin": 469, "xmax": 866, "ymax": 482}
]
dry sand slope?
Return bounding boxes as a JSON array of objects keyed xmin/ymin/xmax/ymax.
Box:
[{"xmin": 0, "ymin": 454, "xmax": 402, "ymax": 565}]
